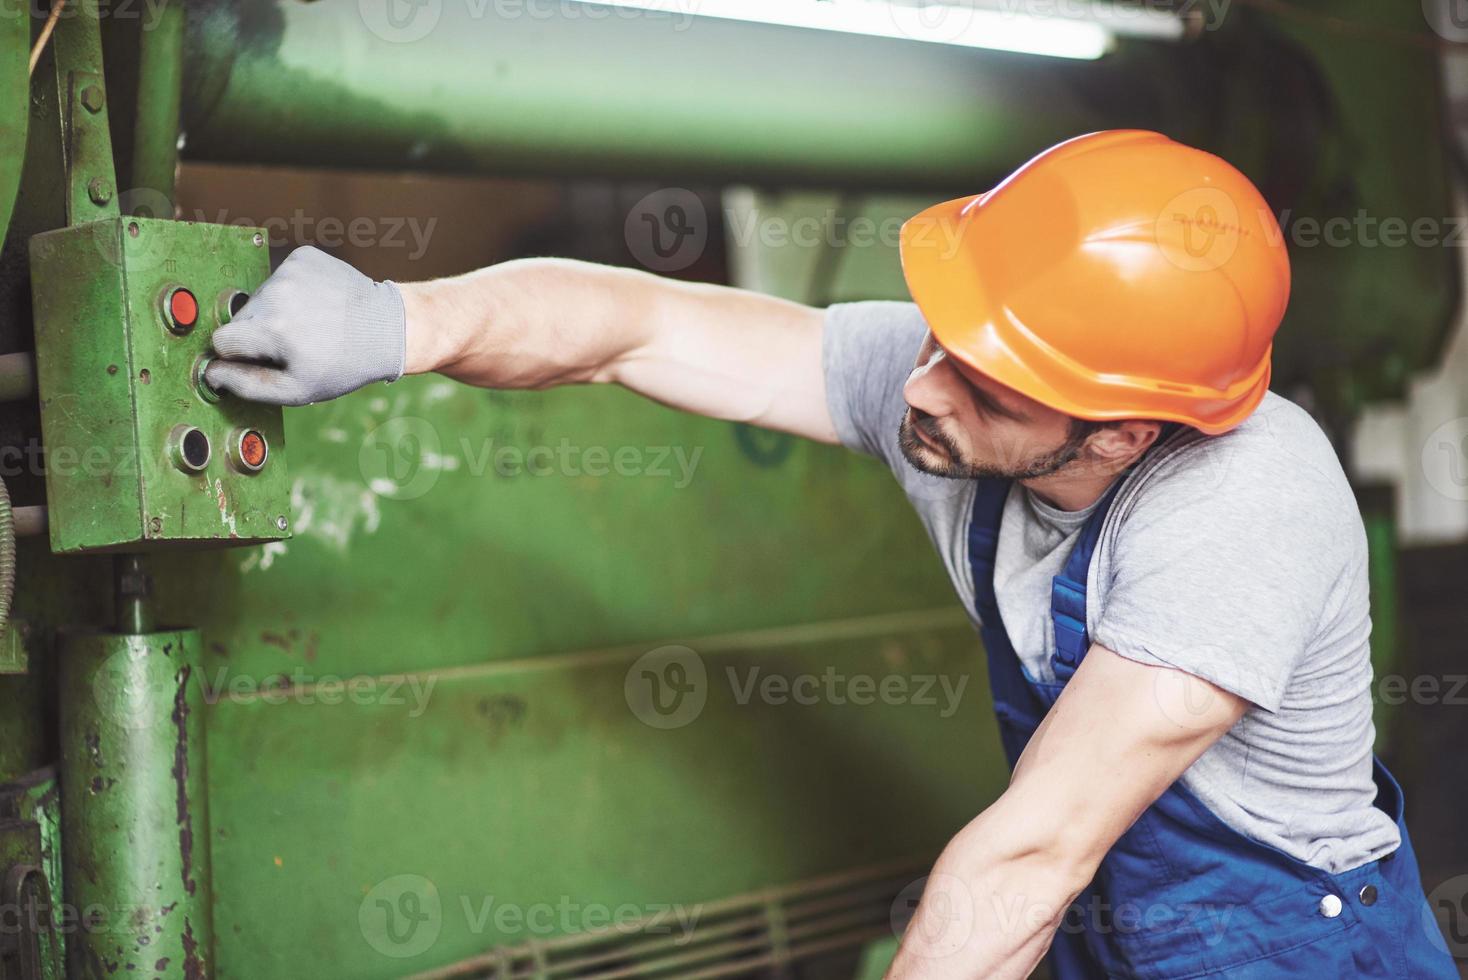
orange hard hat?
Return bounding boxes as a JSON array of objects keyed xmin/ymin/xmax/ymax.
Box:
[{"xmin": 899, "ymin": 130, "xmax": 1290, "ymax": 435}]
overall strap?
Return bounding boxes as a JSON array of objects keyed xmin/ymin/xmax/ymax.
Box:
[
  {"xmin": 966, "ymin": 478, "xmax": 1012, "ymax": 629},
  {"xmin": 1050, "ymin": 477, "xmax": 1127, "ymax": 681}
]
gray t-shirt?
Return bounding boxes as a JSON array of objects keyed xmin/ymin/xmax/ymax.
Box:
[{"xmin": 823, "ymin": 300, "xmax": 1399, "ymax": 874}]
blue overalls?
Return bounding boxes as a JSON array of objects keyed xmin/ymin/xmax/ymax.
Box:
[{"xmin": 967, "ymin": 476, "xmax": 1457, "ymax": 979}]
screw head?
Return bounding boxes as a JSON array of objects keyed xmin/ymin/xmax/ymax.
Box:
[
  {"xmin": 275, "ymin": 515, "xmax": 289, "ymax": 531},
  {"xmin": 252, "ymin": 232, "xmax": 265, "ymax": 247},
  {"xmin": 80, "ymin": 85, "xmax": 104, "ymax": 113},
  {"xmin": 87, "ymin": 177, "xmax": 112, "ymax": 206}
]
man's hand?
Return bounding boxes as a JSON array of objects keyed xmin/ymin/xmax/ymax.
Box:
[
  {"xmin": 887, "ymin": 645, "xmax": 1248, "ymax": 980},
  {"xmin": 205, "ymin": 246, "xmax": 407, "ymax": 406}
]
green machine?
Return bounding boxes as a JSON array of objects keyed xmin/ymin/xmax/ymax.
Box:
[{"xmin": 0, "ymin": 1, "xmax": 1457, "ymax": 978}]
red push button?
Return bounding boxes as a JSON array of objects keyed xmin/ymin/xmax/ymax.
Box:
[
  {"xmin": 228, "ymin": 428, "xmax": 268, "ymax": 473},
  {"xmin": 165, "ymin": 287, "xmax": 198, "ymax": 334},
  {"xmin": 239, "ymin": 430, "xmax": 267, "ymax": 469}
]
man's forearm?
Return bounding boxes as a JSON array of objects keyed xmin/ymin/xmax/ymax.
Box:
[
  {"xmin": 398, "ymin": 256, "xmax": 838, "ymax": 441},
  {"xmin": 886, "ymin": 793, "xmax": 1094, "ymax": 980},
  {"xmin": 399, "ymin": 257, "xmax": 661, "ymax": 389}
]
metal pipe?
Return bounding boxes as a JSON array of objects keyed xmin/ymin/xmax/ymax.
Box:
[
  {"xmin": 114, "ymin": 554, "xmax": 155, "ymax": 636},
  {"xmin": 58, "ymin": 626, "xmax": 212, "ymax": 978},
  {"xmin": 180, "ymin": 0, "xmax": 1223, "ymax": 188},
  {"xmin": 12, "ymin": 506, "xmax": 47, "ymax": 539},
  {"xmin": 128, "ymin": 0, "xmax": 185, "ymax": 212},
  {"xmin": 0, "ymin": 352, "xmax": 35, "ymax": 402}
]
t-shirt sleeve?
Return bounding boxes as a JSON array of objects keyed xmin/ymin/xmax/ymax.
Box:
[
  {"xmin": 1091, "ymin": 442, "xmax": 1358, "ymax": 713},
  {"xmin": 821, "ymin": 301, "xmax": 927, "ymax": 470}
]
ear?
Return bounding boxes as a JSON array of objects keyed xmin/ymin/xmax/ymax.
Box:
[{"xmin": 1087, "ymin": 420, "xmax": 1163, "ymax": 462}]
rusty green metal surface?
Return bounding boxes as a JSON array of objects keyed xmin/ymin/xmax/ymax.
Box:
[
  {"xmin": 0, "ymin": 768, "xmax": 65, "ymax": 980},
  {"xmin": 58, "ymin": 627, "xmax": 211, "ymax": 979},
  {"xmin": 0, "ymin": 0, "xmax": 25, "ymax": 248},
  {"xmin": 0, "ymin": 620, "xmax": 30, "ymax": 675},
  {"xmin": 44, "ymin": 0, "xmax": 119, "ymax": 228},
  {"xmin": 29, "ymin": 217, "xmax": 290, "ymax": 553},
  {"xmin": 202, "ymin": 605, "xmax": 992, "ymax": 977}
]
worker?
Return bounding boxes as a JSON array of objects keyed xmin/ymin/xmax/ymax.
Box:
[{"xmin": 203, "ymin": 130, "xmax": 1457, "ymax": 978}]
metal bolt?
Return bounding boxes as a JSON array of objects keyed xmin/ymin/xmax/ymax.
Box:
[
  {"xmin": 275, "ymin": 515, "xmax": 289, "ymax": 531},
  {"xmin": 252, "ymin": 232, "xmax": 265, "ymax": 247},
  {"xmin": 87, "ymin": 178, "xmax": 112, "ymax": 206},
  {"xmin": 80, "ymin": 85, "xmax": 104, "ymax": 114}
]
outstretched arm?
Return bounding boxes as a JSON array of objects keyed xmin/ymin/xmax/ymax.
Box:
[{"xmin": 205, "ymin": 246, "xmax": 838, "ymax": 443}]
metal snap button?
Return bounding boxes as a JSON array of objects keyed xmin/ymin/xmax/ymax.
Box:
[
  {"xmin": 1359, "ymin": 884, "xmax": 1378, "ymax": 906},
  {"xmin": 1319, "ymin": 894, "xmax": 1343, "ymax": 918}
]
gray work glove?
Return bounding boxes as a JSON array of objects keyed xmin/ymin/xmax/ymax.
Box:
[{"xmin": 205, "ymin": 245, "xmax": 407, "ymax": 406}]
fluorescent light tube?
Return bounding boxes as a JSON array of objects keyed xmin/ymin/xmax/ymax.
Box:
[{"xmin": 579, "ymin": 0, "xmax": 1146, "ymax": 60}]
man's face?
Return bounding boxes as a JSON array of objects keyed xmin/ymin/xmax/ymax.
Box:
[{"xmin": 898, "ymin": 331, "xmax": 1094, "ymax": 480}]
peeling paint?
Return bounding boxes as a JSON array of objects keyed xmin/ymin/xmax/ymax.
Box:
[
  {"xmin": 208, "ymin": 478, "xmax": 238, "ymax": 537},
  {"xmin": 239, "ymin": 540, "xmax": 288, "ymax": 574},
  {"xmin": 288, "ymin": 475, "xmax": 382, "ymax": 552}
]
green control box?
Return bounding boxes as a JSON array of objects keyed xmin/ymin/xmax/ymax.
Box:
[{"xmin": 29, "ymin": 217, "xmax": 290, "ymax": 553}]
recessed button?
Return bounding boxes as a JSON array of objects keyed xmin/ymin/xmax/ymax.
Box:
[
  {"xmin": 165, "ymin": 286, "xmax": 198, "ymax": 334},
  {"xmin": 228, "ymin": 428, "xmax": 268, "ymax": 473},
  {"xmin": 169, "ymin": 425, "xmax": 211, "ymax": 474},
  {"xmin": 1359, "ymin": 884, "xmax": 1378, "ymax": 906},
  {"xmin": 1318, "ymin": 894, "xmax": 1342, "ymax": 918}
]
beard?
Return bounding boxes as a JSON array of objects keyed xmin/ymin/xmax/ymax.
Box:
[{"xmin": 898, "ymin": 408, "xmax": 1095, "ymax": 481}]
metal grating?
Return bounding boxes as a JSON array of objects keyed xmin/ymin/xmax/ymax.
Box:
[{"xmin": 405, "ymin": 859, "xmax": 929, "ymax": 980}]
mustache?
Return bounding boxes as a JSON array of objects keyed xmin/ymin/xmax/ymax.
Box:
[{"xmin": 906, "ymin": 409, "xmax": 964, "ymax": 459}]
